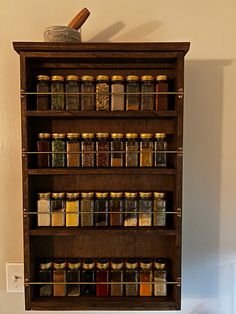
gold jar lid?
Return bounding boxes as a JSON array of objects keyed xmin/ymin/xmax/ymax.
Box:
[
  {"xmin": 96, "ymin": 133, "xmax": 109, "ymax": 138},
  {"xmin": 110, "ymin": 192, "xmax": 123, "ymax": 198},
  {"xmin": 51, "ymin": 75, "xmax": 64, "ymax": 81},
  {"xmin": 96, "ymin": 75, "xmax": 109, "ymax": 81},
  {"xmin": 154, "ymin": 133, "xmax": 167, "ymax": 139},
  {"xmin": 51, "ymin": 192, "xmax": 65, "ymax": 198},
  {"xmin": 66, "ymin": 75, "xmax": 79, "ymax": 81},
  {"xmin": 96, "ymin": 192, "xmax": 109, "ymax": 198},
  {"xmin": 38, "ymin": 192, "xmax": 51, "ymax": 199},
  {"xmin": 82, "ymin": 258, "xmax": 95, "ymax": 269},
  {"xmin": 141, "ymin": 75, "xmax": 154, "ymax": 81},
  {"xmin": 140, "ymin": 258, "xmax": 153, "ymax": 269},
  {"xmin": 67, "ymin": 133, "xmax": 80, "ymax": 139},
  {"xmin": 37, "ymin": 75, "xmax": 50, "ymax": 81},
  {"xmin": 140, "ymin": 133, "xmax": 153, "ymax": 139},
  {"xmin": 81, "ymin": 192, "xmax": 94, "ymax": 198},
  {"xmin": 53, "ymin": 259, "xmax": 67, "ymax": 269},
  {"xmin": 139, "ymin": 192, "xmax": 152, "ymax": 198},
  {"xmin": 156, "ymin": 75, "xmax": 168, "ymax": 81},
  {"xmin": 111, "ymin": 75, "xmax": 124, "ymax": 81},
  {"xmin": 40, "ymin": 260, "xmax": 52, "ymax": 270},
  {"xmin": 125, "ymin": 133, "xmax": 138, "ymax": 139},
  {"xmin": 154, "ymin": 259, "xmax": 166, "ymax": 269},
  {"xmin": 81, "ymin": 75, "xmax": 94, "ymax": 81},
  {"xmin": 125, "ymin": 258, "xmax": 138, "ymax": 269},
  {"xmin": 111, "ymin": 258, "xmax": 124, "ymax": 270},
  {"xmin": 81, "ymin": 133, "xmax": 94, "ymax": 139},
  {"xmin": 154, "ymin": 192, "xmax": 166, "ymax": 198},
  {"xmin": 97, "ymin": 258, "xmax": 109, "ymax": 270},
  {"xmin": 66, "ymin": 192, "xmax": 80, "ymax": 199},
  {"xmin": 51, "ymin": 133, "xmax": 66, "ymax": 139},
  {"xmin": 111, "ymin": 133, "xmax": 123, "ymax": 139},
  {"xmin": 126, "ymin": 75, "xmax": 139, "ymax": 81},
  {"xmin": 38, "ymin": 133, "xmax": 50, "ymax": 139},
  {"xmin": 124, "ymin": 192, "xmax": 137, "ymax": 198},
  {"xmin": 68, "ymin": 259, "xmax": 81, "ymax": 269}
]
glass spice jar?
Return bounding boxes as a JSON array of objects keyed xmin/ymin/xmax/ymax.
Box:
[
  {"xmin": 154, "ymin": 133, "xmax": 167, "ymax": 167},
  {"xmin": 139, "ymin": 258, "xmax": 153, "ymax": 296},
  {"xmin": 81, "ymin": 258, "xmax": 96, "ymax": 296},
  {"xmin": 80, "ymin": 192, "xmax": 94, "ymax": 227},
  {"xmin": 110, "ymin": 192, "xmax": 123, "ymax": 226},
  {"xmin": 111, "ymin": 75, "xmax": 124, "ymax": 111},
  {"xmin": 139, "ymin": 192, "xmax": 152, "ymax": 227},
  {"xmin": 53, "ymin": 259, "xmax": 67, "ymax": 296},
  {"xmin": 37, "ymin": 133, "xmax": 51, "ymax": 168},
  {"xmin": 96, "ymin": 258, "xmax": 110, "ymax": 296},
  {"xmin": 153, "ymin": 192, "xmax": 167, "ymax": 227},
  {"xmin": 110, "ymin": 133, "xmax": 124, "ymax": 167},
  {"xmin": 36, "ymin": 75, "xmax": 50, "ymax": 110},
  {"xmin": 81, "ymin": 75, "xmax": 95, "ymax": 111},
  {"xmin": 124, "ymin": 192, "xmax": 138, "ymax": 227},
  {"xmin": 153, "ymin": 259, "xmax": 167, "ymax": 296},
  {"xmin": 96, "ymin": 133, "xmax": 110, "ymax": 167},
  {"xmin": 155, "ymin": 75, "xmax": 168, "ymax": 111},
  {"xmin": 140, "ymin": 133, "xmax": 153, "ymax": 167},
  {"xmin": 51, "ymin": 133, "xmax": 66, "ymax": 168},
  {"xmin": 125, "ymin": 258, "xmax": 139, "ymax": 296},
  {"xmin": 141, "ymin": 75, "xmax": 154, "ymax": 110},
  {"xmin": 126, "ymin": 75, "xmax": 140, "ymax": 111},
  {"xmin": 37, "ymin": 192, "xmax": 51, "ymax": 227},
  {"xmin": 96, "ymin": 75, "xmax": 110, "ymax": 111},
  {"xmin": 110, "ymin": 258, "xmax": 124, "ymax": 296},
  {"xmin": 37, "ymin": 259, "xmax": 52, "ymax": 297},
  {"xmin": 67, "ymin": 259, "xmax": 81, "ymax": 296},
  {"xmin": 66, "ymin": 192, "xmax": 79, "ymax": 227},
  {"xmin": 81, "ymin": 133, "xmax": 95, "ymax": 167},
  {"xmin": 66, "ymin": 133, "xmax": 80, "ymax": 167},
  {"xmin": 51, "ymin": 75, "xmax": 65, "ymax": 110},
  {"xmin": 51, "ymin": 192, "xmax": 65, "ymax": 227},
  {"xmin": 65, "ymin": 75, "xmax": 80, "ymax": 111},
  {"xmin": 95, "ymin": 192, "xmax": 109, "ymax": 226},
  {"xmin": 125, "ymin": 133, "xmax": 139, "ymax": 167}
]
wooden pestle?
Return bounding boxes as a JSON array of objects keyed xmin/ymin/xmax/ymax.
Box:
[{"xmin": 68, "ymin": 8, "xmax": 90, "ymax": 30}]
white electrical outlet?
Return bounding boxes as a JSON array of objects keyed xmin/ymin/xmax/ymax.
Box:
[{"xmin": 6, "ymin": 263, "xmax": 24, "ymax": 293}]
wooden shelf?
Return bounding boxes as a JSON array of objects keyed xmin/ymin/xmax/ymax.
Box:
[
  {"xmin": 27, "ymin": 168, "xmax": 177, "ymax": 175},
  {"xmin": 30, "ymin": 296, "xmax": 177, "ymax": 311},
  {"xmin": 29, "ymin": 227, "xmax": 176, "ymax": 236},
  {"xmin": 26, "ymin": 110, "xmax": 178, "ymax": 118}
]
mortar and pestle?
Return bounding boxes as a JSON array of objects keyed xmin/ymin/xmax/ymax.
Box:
[{"xmin": 44, "ymin": 8, "xmax": 90, "ymax": 42}]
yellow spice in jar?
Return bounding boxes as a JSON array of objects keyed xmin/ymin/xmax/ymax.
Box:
[{"xmin": 66, "ymin": 200, "xmax": 79, "ymax": 227}]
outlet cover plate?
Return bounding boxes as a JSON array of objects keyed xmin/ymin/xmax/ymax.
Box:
[{"xmin": 6, "ymin": 263, "xmax": 24, "ymax": 293}]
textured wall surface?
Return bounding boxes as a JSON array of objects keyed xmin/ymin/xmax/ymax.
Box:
[{"xmin": 0, "ymin": 1, "xmax": 236, "ymax": 313}]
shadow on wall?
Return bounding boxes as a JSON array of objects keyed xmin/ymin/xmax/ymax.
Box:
[
  {"xmin": 88, "ymin": 21, "xmax": 161, "ymax": 42},
  {"xmin": 183, "ymin": 60, "xmax": 233, "ymax": 313}
]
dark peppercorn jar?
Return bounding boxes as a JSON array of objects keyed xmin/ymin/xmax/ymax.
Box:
[
  {"xmin": 81, "ymin": 258, "xmax": 96, "ymax": 296},
  {"xmin": 141, "ymin": 75, "xmax": 154, "ymax": 110},
  {"xmin": 95, "ymin": 192, "xmax": 109, "ymax": 226}
]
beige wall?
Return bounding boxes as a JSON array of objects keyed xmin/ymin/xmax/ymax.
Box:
[{"xmin": 0, "ymin": 0, "xmax": 236, "ymax": 313}]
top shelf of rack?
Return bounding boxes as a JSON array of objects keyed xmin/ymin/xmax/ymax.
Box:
[{"xmin": 13, "ymin": 42, "xmax": 190, "ymax": 55}]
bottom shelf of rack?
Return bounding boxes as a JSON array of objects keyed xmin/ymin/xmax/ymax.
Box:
[{"xmin": 30, "ymin": 296, "xmax": 178, "ymax": 310}]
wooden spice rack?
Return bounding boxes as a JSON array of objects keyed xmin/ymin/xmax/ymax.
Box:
[{"xmin": 14, "ymin": 42, "xmax": 190, "ymax": 311}]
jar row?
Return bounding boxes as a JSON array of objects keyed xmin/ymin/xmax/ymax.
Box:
[
  {"xmin": 36, "ymin": 74, "xmax": 169, "ymax": 111},
  {"xmin": 37, "ymin": 191, "xmax": 167, "ymax": 227},
  {"xmin": 37, "ymin": 257, "xmax": 168, "ymax": 297},
  {"xmin": 37, "ymin": 132, "xmax": 168, "ymax": 168}
]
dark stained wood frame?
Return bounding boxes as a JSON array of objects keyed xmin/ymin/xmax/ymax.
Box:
[{"xmin": 14, "ymin": 42, "xmax": 190, "ymax": 311}]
